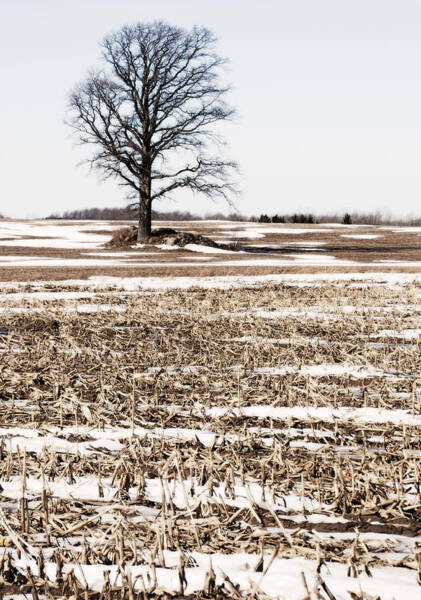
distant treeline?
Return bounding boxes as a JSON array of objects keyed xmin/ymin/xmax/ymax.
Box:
[
  {"xmin": 46, "ymin": 207, "xmax": 421, "ymax": 226},
  {"xmin": 255, "ymin": 212, "xmax": 421, "ymax": 226},
  {"xmin": 47, "ymin": 207, "xmax": 247, "ymax": 221},
  {"xmin": 319, "ymin": 212, "xmax": 421, "ymax": 226},
  {"xmin": 257, "ymin": 213, "xmax": 315, "ymax": 224}
]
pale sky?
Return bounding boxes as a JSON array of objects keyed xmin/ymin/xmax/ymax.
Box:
[{"xmin": 1, "ymin": 0, "xmax": 421, "ymax": 219}]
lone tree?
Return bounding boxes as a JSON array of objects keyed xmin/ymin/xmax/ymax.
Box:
[{"xmin": 67, "ymin": 21, "xmax": 237, "ymax": 240}]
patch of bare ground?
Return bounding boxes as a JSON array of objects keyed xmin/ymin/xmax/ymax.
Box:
[
  {"xmin": 0, "ymin": 246, "xmax": 88, "ymax": 257},
  {"xmin": 1, "ymin": 264, "xmax": 421, "ymax": 282},
  {"xmin": 330, "ymin": 249, "xmax": 421, "ymax": 262}
]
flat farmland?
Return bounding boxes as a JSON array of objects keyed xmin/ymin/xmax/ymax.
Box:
[
  {"xmin": 0, "ymin": 220, "xmax": 420, "ymax": 599},
  {"xmin": 1, "ymin": 219, "xmax": 421, "ymax": 282}
]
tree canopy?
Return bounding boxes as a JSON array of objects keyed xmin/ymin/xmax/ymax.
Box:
[{"xmin": 67, "ymin": 21, "xmax": 238, "ymax": 239}]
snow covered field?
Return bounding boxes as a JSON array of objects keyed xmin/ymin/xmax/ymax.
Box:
[
  {"xmin": 0, "ymin": 220, "xmax": 420, "ymax": 599},
  {"xmin": 0, "ymin": 219, "xmax": 421, "ymax": 282}
]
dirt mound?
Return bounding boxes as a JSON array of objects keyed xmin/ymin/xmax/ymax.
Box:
[
  {"xmin": 105, "ymin": 226, "xmax": 139, "ymax": 247},
  {"xmin": 106, "ymin": 226, "xmax": 238, "ymax": 250}
]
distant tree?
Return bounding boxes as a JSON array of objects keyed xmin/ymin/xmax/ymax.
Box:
[
  {"xmin": 67, "ymin": 22, "xmax": 238, "ymax": 240},
  {"xmin": 343, "ymin": 213, "xmax": 352, "ymax": 225}
]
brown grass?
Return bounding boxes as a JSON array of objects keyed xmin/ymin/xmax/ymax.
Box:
[{"xmin": 1, "ymin": 264, "xmax": 421, "ymax": 283}]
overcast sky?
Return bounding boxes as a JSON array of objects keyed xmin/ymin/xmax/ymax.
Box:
[{"xmin": 2, "ymin": 0, "xmax": 421, "ymax": 219}]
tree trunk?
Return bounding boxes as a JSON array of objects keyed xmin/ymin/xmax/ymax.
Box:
[
  {"xmin": 137, "ymin": 164, "xmax": 152, "ymax": 240},
  {"xmin": 137, "ymin": 199, "xmax": 152, "ymax": 240}
]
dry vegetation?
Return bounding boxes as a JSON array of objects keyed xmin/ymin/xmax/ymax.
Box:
[
  {"xmin": 1, "ymin": 219, "xmax": 421, "ymax": 285},
  {"xmin": 0, "ymin": 280, "xmax": 420, "ymax": 599}
]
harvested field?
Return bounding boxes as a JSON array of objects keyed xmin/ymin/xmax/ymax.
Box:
[
  {"xmin": 0, "ymin": 220, "xmax": 420, "ymax": 598},
  {"xmin": 1, "ymin": 220, "xmax": 421, "ymax": 282}
]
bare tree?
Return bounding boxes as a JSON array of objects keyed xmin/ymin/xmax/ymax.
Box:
[{"xmin": 67, "ymin": 21, "xmax": 238, "ymax": 240}]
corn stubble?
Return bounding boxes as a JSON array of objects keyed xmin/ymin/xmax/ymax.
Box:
[{"xmin": 0, "ymin": 282, "xmax": 420, "ymax": 599}]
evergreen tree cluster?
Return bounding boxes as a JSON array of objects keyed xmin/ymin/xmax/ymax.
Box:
[{"xmin": 258, "ymin": 213, "xmax": 314, "ymax": 224}]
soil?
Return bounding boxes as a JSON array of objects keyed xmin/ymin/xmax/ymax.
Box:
[{"xmin": 0, "ymin": 264, "xmax": 420, "ymax": 283}]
